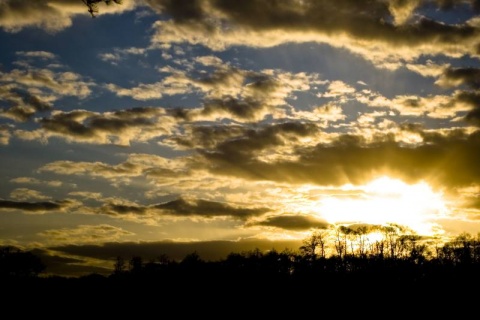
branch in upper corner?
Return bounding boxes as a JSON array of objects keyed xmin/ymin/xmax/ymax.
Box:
[{"xmin": 82, "ymin": 0, "xmax": 123, "ymax": 18}]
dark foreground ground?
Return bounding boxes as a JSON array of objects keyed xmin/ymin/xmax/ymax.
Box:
[{"xmin": 2, "ymin": 263, "xmax": 479, "ymax": 317}]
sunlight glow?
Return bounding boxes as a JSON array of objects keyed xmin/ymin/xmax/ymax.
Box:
[{"xmin": 318, "ymin": 176, "xmax": 448, "ymax": 235}]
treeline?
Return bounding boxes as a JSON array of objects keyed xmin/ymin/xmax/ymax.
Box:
[
  {"xmin": 3, "ymin": 227, "xmax": 480, "ymax": 285},
  {"xmin": 107, "ymin": 225, "xmax": 480, "ymax": 281},
  {"xmin": 3, "ymin": 230, "xmax": 480, "ymax": 308}
]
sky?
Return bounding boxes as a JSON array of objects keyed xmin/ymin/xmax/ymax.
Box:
[{"xmin": 1, "ymin": 0, "xmax": 480, "ymax": 276}]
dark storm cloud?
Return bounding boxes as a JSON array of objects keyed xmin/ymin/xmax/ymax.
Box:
[
  {"xmin": 201, "ymin": 128, "xmax": 480, "ymax": 188},
  {"xmin": 50, "ymin": 238, "xmax": 303, "ymax": 263},
  {"xmin": 0, "ymin": 199, "xmax": 68, "ymax": 212},
  {"xmin": 254, "ymin": 215, "xmax": 330, "ymax": 231},
  {"xmin": 153, "ymin": 197, "xmax": 269, "ymax": 219}
]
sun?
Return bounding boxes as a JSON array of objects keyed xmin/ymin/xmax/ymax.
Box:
[{"xmin": 318, "ymin": 176, "xmax": 448, "ymax": 235}]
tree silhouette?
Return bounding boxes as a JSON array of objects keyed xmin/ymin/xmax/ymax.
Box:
[
  {"xmin": 300, "ymin": 230, "xmax": 327, "ymax": 261},
  {"xmin": 334, "ymin": 226, "xmax": 348, "ymax": 258},
  {"xmin": 82, "ymin": 0, "xmax": 123, "ymax": 18},
  {"xmin": 0, "ymin": 246, "xmax": 45, "ymax": 278},
  {"xmin": 180, "ymin": 251, "xmax": 203, "ymax": 268},
  {"xmin": 113, "ymin": 255, "xmax": 126, "ymax": 275},
  {"xmin": 129, "ymin": 256, "xmax": 143, "ymax": 273}
]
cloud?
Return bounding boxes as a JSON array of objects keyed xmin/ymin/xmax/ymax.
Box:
[
  {"xmin": 17, "ymin": 107, "xmax": 175, "ymax": 146},
  {"xmin": 107, "ymin": 64, "xmax": 321, "ymax": 123},
  {"xmin": 10, "ymin": 177, "xmax": 63, "ymax": 187},
  {"xmin": 31, "ymin": 119, "xmax": 480, "ymax": 213},
  {"xmin": 106, "ymin": 77, "xmax": 194, "ymax": 100},
  {"xmin": 0, "ymin": 61, "xmax": 93, "ymax": 122},
  {"xmin": 99, "ymin": 197, "xmax": 269, "ymax": 220},
  {"xmin": 146, "ymin": 0, "xmax": 480, "ymax": 68},
  {"xmin": 2, "ymin": 0, "xmax": 479, "ymax": 71},
  {"xmin": 194, "ymin": 73, "xmax": 313, "ymax": 122},
  {"xmin": 406, "ymin": 60, "xmax": 448, "ymax": 77},
  {"xmin": 4, "ymin": 61, "xmax": 328, "ymax": 148},
  {"xmin": 0, "ymin": 124, "xmax": 12, "ymax": 145},
  {"xmin": 0, "ymin": 86, "xmax": 52, "ymax": 122},
  {"xmin": 38, "ymin": 158, "xmax": 144, "ymax": 178},
  {"xmin": 16, "ymin": 51, "xmax": 57, "ymax": 60},
  {"xmin": 321, "ymin": 81, "xmax": 356, "ymax": 98},
  {"xmin": 0, "ymin": 0, "xmax": 136, "ymax": 33},
  {"xmin": 98, "ymin": 47, "xmax": 146, "ymax": 65},
  {"xmin": 100, "ymin": 203, "xmax": 148, "ymax": 216},
  {"xmin": 195, "ymin": 121, "xmax": 322, "ymax": 165},
  {"xmin": 37, "ymin": 153, "xmax": 195, "ymax": 185},
  {"xmin": 356, "ymin": 111, "xmax": 388, "ymax": 126},
  {"xmin": 68, "ymin": 191, "xmax": 103, "ymax": 200},
  {"xmin": 253, "ymin": 214, "xmax": 330, "ymax": 231},
  {"xmin": 98, "ymin": 52, "xmax": 122, "ymax": 65},
  {"xmin": 37, "ymin": 153, "xmax": 212, "ymax": 201},
  {"xmin": 200, "ymin": 126, "xmax": 480, "ymax": 189},
  {"xmin": 0, "ymin": 66, "xmax": 92, "ymax": 99},
  {"xmin": 10, "ymin": 177, "xmax": 42, "ymax": 184},
  {"xmin": 188, "ymin": 97, "xmax": 273, "ymax": 122},
  {"xmin": 194, "ymin": 55, "xmax": 224, "ymax": 67},
  {"xmin": 455, "ymin": 91, "xmax": 480, "ymax": 127},
  {"xmin": 0, "ymin": 199, "xmax": 72, "ymax": 213},
  {"xmin": 288, "ymin": 104, "xmax": 346, "ymax": 128},
  {"xmin": 451, "ymin": 184, "xmax": 480, "ymax": 211},
  {"xmin": 38, "ymin": 224, "xmax": 134, "ymax": 245},
  {"xmin": 356, "ymin": 90, "xmax": 471, "ymax": 119},
  {"xmin": 152, "ymin": 197, "xmax": 269, "ymax": 219},
  {"xmin": 436, "ymin": 67, "xmax": 480, "ymax": 89},
  {"xmin": 432, "ymin": 67, "xmax": 480, "ymax": 127},
  {"xmin": 162, "ymin": 123, "xmax": 247, "ymax": 150},
  {"xmin": 10, "ymin": 188, "xmax": 51, "ymax": 201}
]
